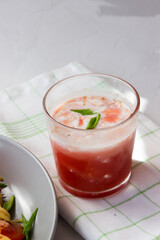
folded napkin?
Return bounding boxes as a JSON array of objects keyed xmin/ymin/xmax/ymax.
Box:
[{"xmin": 0, "ymin": 62, "xmax": 160, "ymax": 240}]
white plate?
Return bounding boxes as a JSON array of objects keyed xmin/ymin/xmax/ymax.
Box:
[{"xmin": 0, "ymin": 134, "xmax": 58, "ymax": 240}]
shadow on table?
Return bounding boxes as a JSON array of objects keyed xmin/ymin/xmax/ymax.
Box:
[
  {"xmin": 98, "ymin": 0, "xmax": 160, "ymax": 17},
  {"xmin": 130, "ymin": 158, "xmax": 160, "ymax": 188},
  {"xmin": 54, "ymin": 215, "xmax": 84, "ymax": 240},
  {"xmin": 107, "ymin": 158, "xmax": 160, "ymax": 209}
]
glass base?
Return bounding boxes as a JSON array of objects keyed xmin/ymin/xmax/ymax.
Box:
[{"xmin": 59, "ymin": 172, "xmax": 131, "ymax": 198}]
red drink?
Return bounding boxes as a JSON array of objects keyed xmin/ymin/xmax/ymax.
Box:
[
  {"xmin": 43, "ymin": 74, "xmax": 140, "ymax": 198},
  {"xmin": 51, "ymin": 131, "xmax": 135, "ymax": 198},
  {"xmin": 50, "ymin": 95, "xmax": 136, "ymax": 197}
]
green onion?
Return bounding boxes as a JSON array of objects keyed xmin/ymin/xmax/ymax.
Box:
[
  {"xmin": 0, "ymin": 182, "xmax": 7, "ymax": 188},
  {"xmin": 22, "ymin": 208, "xmax": 38, "ymax": 240}
]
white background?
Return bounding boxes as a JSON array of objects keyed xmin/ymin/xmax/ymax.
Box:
[{"xmin": 0, "ymin": 1, "xmax": 160, "ymax": 239}]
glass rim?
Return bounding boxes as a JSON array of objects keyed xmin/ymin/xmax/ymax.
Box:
[{"xmin": 42, "ymin": 73, "xmax": 140, "ymax": 132}]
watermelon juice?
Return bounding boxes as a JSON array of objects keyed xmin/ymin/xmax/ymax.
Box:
[
  {"xmin": 51, "ymin": 131, "xmax": 135, "ymax": 198},
  {"xmin": 43, "ymin": 74, "xmax": 140, "ymax": 198}
]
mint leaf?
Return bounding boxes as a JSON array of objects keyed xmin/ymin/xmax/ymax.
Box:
[
  {"xmin": 71, "ymin": 109, "xmax": 95, "ymax": 115},
  {"xmin": 86, "ymin": 114, "xmax": 101, "ymax": 129}
]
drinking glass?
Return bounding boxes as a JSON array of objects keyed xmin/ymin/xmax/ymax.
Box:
[{"xmin": 43, "ymin": 73, "xmax": 140, "ymax": 198}]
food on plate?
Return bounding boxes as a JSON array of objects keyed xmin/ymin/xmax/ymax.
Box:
[
  {"xmin": 0, "ymin": 220, "xmax": 24, "ymax": 240},
  {"xmin": 0, "ymin": 177, "xmax": 38, "ymax": 240},
  {"xmin": 0, "ymin": 233, "xmax": 12, "ymax": 240}
]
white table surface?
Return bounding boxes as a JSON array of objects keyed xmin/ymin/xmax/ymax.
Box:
[{"xmin": 0, "ymin": 1, "xmax": 160, "ymax": 239}]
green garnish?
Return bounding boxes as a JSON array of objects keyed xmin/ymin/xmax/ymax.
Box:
[
  {"xmin": 22, "ymin": 208, "xmax": 38, "ymax": 240},
  {"xmin": 22, "ymin": 214, "xmax": 29, "ymax": 240},
  {"xmin": 0, "ymin": 182, "xmax": 7, "ymax": 188},
  {"xmin": 3, "ymin": 195, "xmax": 15, "ymax": 211},
  {"xmin": 71, "ymin": 109, "xmax": 95, "ymax": 115},
  {"xmin": 71, "ymin": 108, "xmax": 101, "ymax": 129},
  {"xmin": 22, "ymin": 214, "xmax": 28, "ymax": 227},
  {"xmin": 86, "ymin": 114, "xmax": 101, "ymax": 129}
]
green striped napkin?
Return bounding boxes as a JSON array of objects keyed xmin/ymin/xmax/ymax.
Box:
[{"xmin": 0, "ymin": 62, "xmax": 160, "ymax": 240}]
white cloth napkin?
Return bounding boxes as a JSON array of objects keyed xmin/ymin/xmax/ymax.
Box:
[{"xmin": 0, "ymin": 62, "xmax": 160, "ymax": 240}]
